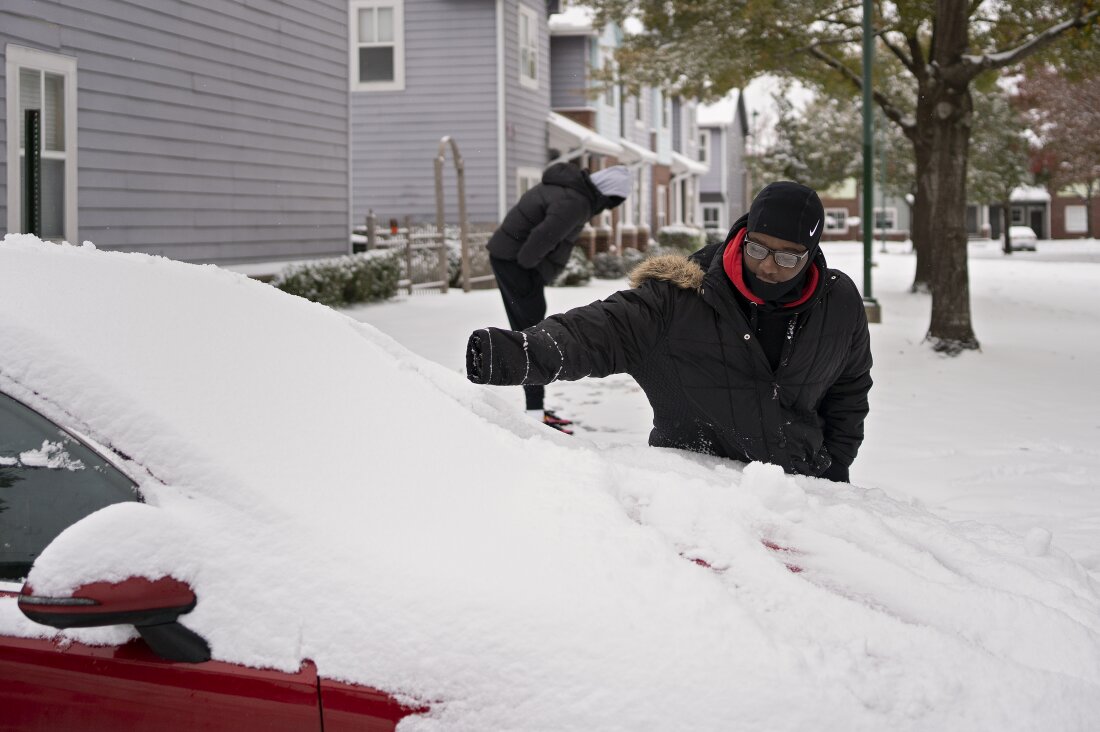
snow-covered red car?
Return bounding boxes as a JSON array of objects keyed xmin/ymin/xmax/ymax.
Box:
[{"xmin": 2, "ymin": 235, "xmax": 1099, "ymax": 731}]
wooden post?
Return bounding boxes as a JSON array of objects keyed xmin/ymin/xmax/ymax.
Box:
[
  {"xmin": 366, "ymin": 209, "xmax": 377, "ymax": 251},
  {"xmin": 405, "ymin": 215, "xmax": 413, "ymax": 296}
]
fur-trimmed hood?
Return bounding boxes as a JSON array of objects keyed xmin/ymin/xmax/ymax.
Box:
[{"xmin": 628, "ymin": 255, "xmax": 704, "ymax": 291}]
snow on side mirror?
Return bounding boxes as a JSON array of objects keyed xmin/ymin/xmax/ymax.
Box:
[{"xmin": 18, "ymin": 576, "xmax": 211, "ymax": 663}]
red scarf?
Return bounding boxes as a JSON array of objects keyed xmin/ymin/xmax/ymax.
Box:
[{"xmin": 722, "ymin": 228, "xmax": 819, "ymax": 307}]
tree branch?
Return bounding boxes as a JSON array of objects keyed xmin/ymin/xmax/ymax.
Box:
[
  {"xmin": 878, "ymin": 30, "xmax": 917, "ymax": 75},
  {"xmin": 807, "ymin": 47, "xmax": 915, "ymax": 135},
  {"xmin": 950, "ymin": 7, "xmax": 1100, "ymax": 85}
]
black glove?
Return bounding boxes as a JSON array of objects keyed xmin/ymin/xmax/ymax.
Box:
[
  {"xmin": 466, "ymin": 330, "xmax": 487, "ymax": 384},
  {"xmin": 819, "ymin": 458, "xmax": 850, "ymax": 483}
]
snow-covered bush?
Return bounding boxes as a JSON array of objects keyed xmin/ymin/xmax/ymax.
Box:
[
  {"xmin": 657, "ymin": 224, "xmax": 706, "ymax": 252},
  {"xmin": 592, "ymin": 252, "xmax": 627, "ymax": 279},
  {"xmin": 551, "ymin": 247, "xmax": 594, "ymax": 287},
  {"xmin": 622, "ymin": 247, "xmax": 647, "ymax": 269},
  {"xmin": 274, "ymin": 252, "xmax": 400, "ymax": 306}
]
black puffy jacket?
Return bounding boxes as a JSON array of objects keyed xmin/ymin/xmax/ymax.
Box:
[
  {"xmin": 469, "ymin": 221, "xmax": 873, "ymax": 478},
  {"xmin": 486, "ymin": 162, "xmax": 613, "ymax": 284}
]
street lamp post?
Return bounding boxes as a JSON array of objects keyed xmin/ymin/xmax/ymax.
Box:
[{"xmin": 861, "ymin": 0, "xmax": 882, "ymax": 323}]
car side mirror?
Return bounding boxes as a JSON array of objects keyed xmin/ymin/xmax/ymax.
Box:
[{"xmin": 18, "ymin": 576, "xmax": 211, "ymax": 663}]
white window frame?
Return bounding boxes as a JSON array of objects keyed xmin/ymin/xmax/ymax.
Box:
[
  {"xmin": 6, "ymin": 44, "xmax": 78, "ymax": 243},
  {"xmin": 656, "ymin": 184, "xmax": 667, "ymax": 228},
  {"xmin": 659, "ymin": 91, "xmax": 669, "ymax": 129},
  {"xmin": 1065, "ymin": 204, "xmax": 1087, "ymax": 234},
  {"xmin": 702, "ymin": 204, "xmax": 721, "ymax": 232},
  {"xmin": 516, "ymin": 166, "xmax": 542, "ymax": 199},
  {"xmin": 349, "ymin": 0, "xmax": 405, "ymax": 92},
  {"xmin": 698, "ymin": 131, "xmax": 709, "ymax": 164},
  {"xmin": 1010, "ymin": 206, "xmax": 1025, "ymax": 225},
  {"xmin": 824, "ymin": 207, "xmax": 848, "ymax": 233},
  {"xmin": 634, "ymin": 94, "xmax": 644, "ymax": 128},
  {"xmin": 518, "ymin": 5, "xmax": 539, "ymax": 90},
  {"xmin": 873, "ymin": 206, "xmax": 897, "ymax": 231}
]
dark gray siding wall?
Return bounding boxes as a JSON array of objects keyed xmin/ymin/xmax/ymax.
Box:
[
  {"xmin": 1, "ymin": 1, "xmax": 350, "ymax": 263},
  {"xmin": 352, "ymin": 0, "xmax": 500, "ymax": 226},
  {"xmin": 503, "ymin": 0, "xmax": 550, "ymax": 211},
  {"xmin": 549, "ymin": 35, "xmax": 588, "ymax": 110}
]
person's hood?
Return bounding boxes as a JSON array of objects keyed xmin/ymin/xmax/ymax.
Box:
[
  {"xmin": 541, "ymin": 163, "xmax": 614, "ymax": 212},
  {"xmin": 589, "ymin": 166, "xmax": 632, "ymax": 201}
]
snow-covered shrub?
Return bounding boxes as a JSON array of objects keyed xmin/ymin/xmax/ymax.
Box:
[
  {"xmin": 622, "ymin": 247, "xmax": 647, "ymax": 270},
  {"xmin": 274, "ymin": 252, "xmax": 400, "ymax": 306},
  {"xmin": 592, "ymin": 252, "xmax": 627, "ymax": 279},
  {"xmin": 551, "ymin": 247, "xmax": 594, "ymax": 287},
  {"xmin": 705, "ymin": 229, "xmax": 726, "ymax": 247},
  {"xmin": 657, "ymin": 225, "xmax": 706, "ymax": 253}
]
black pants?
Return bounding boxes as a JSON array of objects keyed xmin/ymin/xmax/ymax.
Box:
[{"xmin": 490, "ymin": 256, "xmax": 546, "ymax": 411}]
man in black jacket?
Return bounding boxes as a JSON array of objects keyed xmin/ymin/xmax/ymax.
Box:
[
  {"xmin": 467, "ymin": 181, "xmax": 872, "ymax": 482},
  {"xmin": 486, "ymin": 162, "xmax": 630, "ymax": 432}
]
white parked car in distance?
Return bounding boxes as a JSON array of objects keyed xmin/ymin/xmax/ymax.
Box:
[{"xmin": 1006, "ymin": 225, "xmax": 1038, "ymax": 251}]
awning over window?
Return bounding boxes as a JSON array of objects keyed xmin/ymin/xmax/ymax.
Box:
[
  {"xmin": 548, "ymin": 112, "xmax": 624, "ymax": 160},
  {"xmin": 670, "ymin": 150, "xmax": 708, "ymax": 176},
  {"xmin": 618, "ymin": 138, "xmax": 658, "ymax": 165}
]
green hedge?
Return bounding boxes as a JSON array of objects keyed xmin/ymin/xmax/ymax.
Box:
[{"xmin": 273, "ymin": 252, "xmax": 400, "ymax": 306}]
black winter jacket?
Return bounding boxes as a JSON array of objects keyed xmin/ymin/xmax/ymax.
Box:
[
  {"xmin": 468, "ymin": 221, "xmax": 873, "ymax": 478},
  {"xmin": 486, "ymin": 163, "xmax": 613, "ymax": 284}
]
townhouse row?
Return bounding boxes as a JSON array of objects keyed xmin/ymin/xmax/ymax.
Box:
[{"xmin": 1, "ymin": 1, "xmax": 750, "ymax": 266}]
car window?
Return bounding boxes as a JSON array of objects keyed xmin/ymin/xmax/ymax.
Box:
[{"xmin": 0, "ymin": 391, "xmax": 139, "ymax": 582}]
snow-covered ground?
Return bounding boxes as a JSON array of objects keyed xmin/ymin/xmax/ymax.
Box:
[
  {"xmin": 344, "ymin": 237, "xmax": 1100, "ymax": 577},
  {"xmin": 2, "ymin": 234, "xmax": 1098, "ymax": 730}
]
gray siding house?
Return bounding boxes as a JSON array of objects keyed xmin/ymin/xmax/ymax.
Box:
[
  {"xmin": 351, "ymin": 0, "xmax": 552, "ymax": 228},
  {"xmin": 698, "ymin": 91, "xmax": 750, "ymax": 237},
  {"xmin": 2, "ymin": 1, "xmax": 351, "ymax": 264}
]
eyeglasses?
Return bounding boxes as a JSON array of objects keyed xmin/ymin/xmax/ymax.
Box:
[{"xmin": 743, "ymin": 238, "xmax": 810, "ymax": 269}]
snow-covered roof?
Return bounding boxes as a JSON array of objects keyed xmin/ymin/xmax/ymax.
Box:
[
  {"xmin": 548, "ymin": 111, "xmax": 623, "ymax": 158},
  {"xmin": 618, "ymin": 137, "xmax": 657, "ymax": 164},
  {"xmin": 548, "ymin": 7, "xmax": 595, "ymax": 35},
  {"xmin": 670, "ymin": 150, "xmax": 708, "ymax": 176},
  {"xmin": 1010, "ymin": 185, "xmax": 1051, "ymax": 202}
]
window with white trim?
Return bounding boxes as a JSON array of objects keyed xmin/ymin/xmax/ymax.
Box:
[
  {"xmin": 350, "ymin": 0, "xmax": 404, "ymax": 91},
  {"xmin": 873, "ymin": 207, "xmax": 897, "ymax": 231},
  {"xmin": 518, "ymin": 6, "xmax": 539, "ymax": 89},
  {"xmin": 824, "ymin": 207, "xmax": 848, "ymax": 233},
  {"xmin": 702, "ymin": 205, "xmax": 721, "ymax": 231},
  {"xmin": 659, "ymin": 91, "xmax": 669, "ymax": 129},
  {"xmin": 6, "ymin": 45, "xmax": 78, "ymax": 243},
  {"xmin": 516, "ymin": 167, "xmax": 542, "ymax": 198},
  {"xmin": 1065, "ymin": 204, "xmax": 1087, "ymax": 233},
  {"xmin": 634, "ymin": 95, "xmax": 644, "ymax": 126},
  {"xmin": 656, "ymin": 184, "xmax": 667, "ymax": 228},
  {"xmin": 1010, "ymin": 206, "xmax": 1025, "ymax": 225},
  {"xmin": 698, "ymin": 131, "xmax": 708, "ymax": 164},
  {"xmin": 633, "ymin": 167, "xmax": 644, "ymax": 225}
]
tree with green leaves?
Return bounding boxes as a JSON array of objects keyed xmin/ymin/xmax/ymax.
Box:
[
  {"xmin": 749, "ymin": 88, "xmax": 863, "ymax": 191},
  {"xmin": 966, "ymin": 86, "xmax": 1033, "ymax": 254},
  {"xmin": 591, "ymin": 0, "xmax": 1099, "ymax": 354}
]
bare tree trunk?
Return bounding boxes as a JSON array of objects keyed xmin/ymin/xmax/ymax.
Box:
[
  {"xmin": 925, "ymin": 0, "xmax": 980, "ymax": 353},
  {"xmin": 1002, "ymin": 199, "xmax": 1012, "ymax": 255}
]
